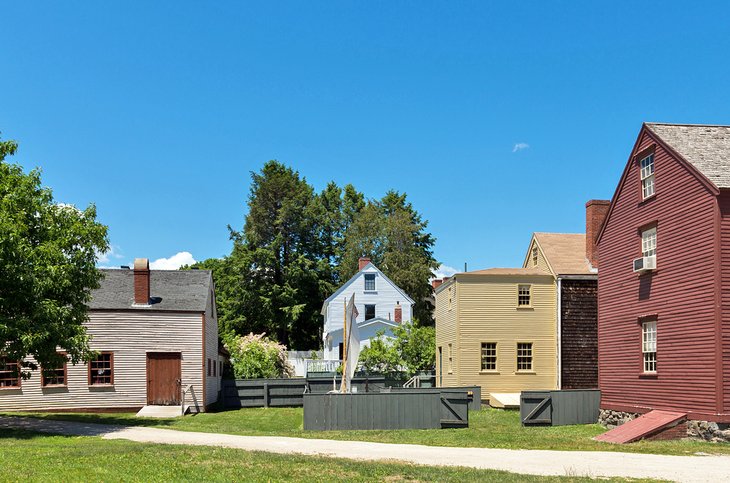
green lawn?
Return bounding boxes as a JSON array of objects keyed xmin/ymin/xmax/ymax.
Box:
[
  {"xmin": 6, "ymin": 407, "xmax": 729, "ymax": 456},
  {"xmin": 0, "ymin": 428, "xmax": 629, "ymax": 482}
]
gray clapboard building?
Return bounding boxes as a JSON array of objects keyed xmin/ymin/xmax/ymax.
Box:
[{"xmin": 0, "ymin": 259, "xmax": 222, "ymax": 413}]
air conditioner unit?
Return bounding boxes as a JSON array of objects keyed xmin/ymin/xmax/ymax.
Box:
[{"xmin": 633, "ymin": 256, "xmax": 656, "ymax": 272}]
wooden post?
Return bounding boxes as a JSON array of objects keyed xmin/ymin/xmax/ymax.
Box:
[
  {"xmin": 341, "ymin": 298, "xmax": 347, "ymax": 393},
  {"xmin": 263, "ymin": 382, "xmax": 269, "ymax": 408}
]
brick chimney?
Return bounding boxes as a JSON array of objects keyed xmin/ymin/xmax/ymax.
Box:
[
  {"xmin": 394, "ymin": 301, "xmax": 402, "ymax": 323},
  {"xmin": 133, "ymin": 258, "xmax": 150, "ymax": 305},
  {"xmin": 586, "ymin": 200, "xmax": 611, "ymax": 269},
  {"xmin": 431, "ymin": 279, "xmax": 443, "ymax": 290},
  {"xmin": 358, "ymin": 257, "xmax": 371, "ymax": 271}
]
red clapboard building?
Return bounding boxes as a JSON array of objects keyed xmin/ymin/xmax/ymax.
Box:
[{"xmin": 597, "ymin": 123, "xmax": 730, "ymax": 424}]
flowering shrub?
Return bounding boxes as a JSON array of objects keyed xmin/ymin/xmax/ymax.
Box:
[{"xmin": 224, "ymin": 333, "xmax": 294, "ymax": 379}]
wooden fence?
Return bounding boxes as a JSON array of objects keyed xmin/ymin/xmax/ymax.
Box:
[
  {"xmin": 303, "ymin": 390, "xmax": 470, "ymax": 430},
  {"xmin": 221, "ymin": 376, "xmax": 416, "ymax": 408}
]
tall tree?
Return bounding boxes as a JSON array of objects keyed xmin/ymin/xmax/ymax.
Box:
[
  {"xmin": 223, "ymin": 161, "xmax": 325, "ymax": 349},
  {"xmin": 340, "ymin": 190, "xmax": 438, "ymax": 324},
  {"xmin": 0, "ymin": 136, "xmax": 109, "ymax": 376}
]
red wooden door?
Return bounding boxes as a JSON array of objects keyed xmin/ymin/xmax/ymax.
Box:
[{"xmin": 147, "ymin": 353, "xmax": 181, "ymax": 405}]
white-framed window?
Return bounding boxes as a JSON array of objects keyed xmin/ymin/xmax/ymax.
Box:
[
  {"xmin": 480, "ymin": 342, "xmax": 497, "ymax": 371},
  {"xmin": 532, "ymin": 247, "xmax": 538, "ymax": 267},
  {"xmin": 448, "ymin": 286, "xmax": 454, "ymax": 311},
  {"xmin": 364, "ymin": 273, "xmax": 375, "ymax": 291},
  {"xmin": 518, "ymin": 284, "xmax": 531, "ymax": 307},
  {"xmin": 642, "ymin": 227, "xmax": 657, "ymax": 258},
  {"xmin": 517, "ymin": 342, "xmax": 533, "ymax": 371},
  {"xmin": 640, "ymin": 154, "xmax": 655, "ymax": 199},
  {"xmin": 642, "ymin": 320, "xmax": 657, "ymax": 373}
]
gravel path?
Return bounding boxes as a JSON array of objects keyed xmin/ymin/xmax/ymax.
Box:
[{"xmin": 1, "ymin": 416, "xmax": 729, "ymax": 482}]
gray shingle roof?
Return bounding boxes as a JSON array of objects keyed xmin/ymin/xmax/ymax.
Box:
[
  {"xmin": 89, "ymin": 269, "xmax": 212, "ymax": 312},
  {"xmin": 645, "ymin": 123, "xmax": 730, "ymax": 189}
]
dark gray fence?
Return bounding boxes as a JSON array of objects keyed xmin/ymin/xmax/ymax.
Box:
[
  {"xmin": 303, "ymin": 390, "xmax": 470, "ymax": 430},
  {"xmin": 520, "ymin": 389, "xmax": 600, "ymax": 426},
  {"xmin": 222, "ymin": 379, "xmax": 307, "ymax": 408},
  {"xmin": 222, "ymin": 376, "xmax": 410, "ymax": 408},
  {"xmin": 389, "ymin": 386, "xmax": 482, "ymax": 411}
]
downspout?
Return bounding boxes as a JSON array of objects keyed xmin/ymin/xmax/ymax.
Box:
[{"xmin": 556, "ymin": 277, "xmax": 562, "ymax": 390}]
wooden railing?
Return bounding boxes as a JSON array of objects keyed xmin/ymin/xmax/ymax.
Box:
[{"xmin": 181, "ymin": 384, "xmax": 195, "ymax": 416}]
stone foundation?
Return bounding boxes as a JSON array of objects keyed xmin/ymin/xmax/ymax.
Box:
[
  {"xmin": 599, "ymin": 409, "xmax": 730, "ymax": 442},
  {"xmin": 687, "ymin": 420, "xmax": 730, "ymax": 443},
  {"xmin": 598, "ymin": 409, "xmax": 640, "ymax": 429}
]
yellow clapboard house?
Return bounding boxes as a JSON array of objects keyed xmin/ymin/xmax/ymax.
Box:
[{"xmin": 434, "ymin": 268, "xmax": 557, "ymax": 407}]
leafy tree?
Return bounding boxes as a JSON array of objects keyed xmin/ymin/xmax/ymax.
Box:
[
  {"xmin": 358, "ymin": 322, "xmax": 435, "ymax": 377},
  {"xmin": 340, "ymin": 191, "xmax": 438, "ymax": 324},
  {"xmin": 0, "ymin": 136, "xmax": 109, "ymax": 376}
]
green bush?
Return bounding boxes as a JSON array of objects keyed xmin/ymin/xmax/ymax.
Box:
[
  {"xmin": 359, "ymin": 322, "xmax": 435, "ymax": 377},
  {"xmin": 224, "ymin": 333, "xmax": 294, "ymax": 379}
]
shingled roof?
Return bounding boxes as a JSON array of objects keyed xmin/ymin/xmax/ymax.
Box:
[
  {"xmin": 89, "ymin": 269, "xmax": 212, "ymax": 312},
  {"xmin": 645, "ymin": 123, "xmax": 730, "ymax": 189},
  {"xmin": 461, "ymin": 267, "xmax": 551, "ymax": 276},
  {"xmin": 533, "ymin": 232, "xmax": 593, "ymax": 275}
]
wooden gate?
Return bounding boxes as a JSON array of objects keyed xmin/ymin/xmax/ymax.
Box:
[
  {"xmin": 439, "ymin": 391, "xmax": 469, "ymax": 428},
  {"xmin": 147, "ymin": 352, "xmax": 181, "ymax": 405},
  {"xmin": 520, "ymin": 391, "xmax": 552, "ymax": 425}
]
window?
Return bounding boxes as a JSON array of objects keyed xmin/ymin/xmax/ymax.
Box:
[
  {"xmin": 364, "ymin": 304, "xmax": 376, "ymax": 320},
  {"xmin": 448, "ymin": 286, "xmax": 454, "ymax": 310},
  {"xmin": 642, "ymin": 320, "xmax": 657, "ymax": 373},
  {"xmin": 640, "ymin": 154, "xmax": 655, "ymax": 199},
  {"xmin": 641, "ymin": 227, "xmax": 656, "ymax": 259},
  {"xmin": 42, "ymin": 355, "xmax": 67, "ymax": 387},
  {"xmin": 364, "ymin": 273, "xmax": 376, "ymax": 291},
  {"xmin": 517, "ymin": 343, "xmax": 533, "ymax": 371},
  {"xmin": 207, "ymin": 358, "xmax": 212, "ymax": 377},
  {"xmin": 219, "ymin": 360, "xmax": 222, "ymax": 377},
  {"xmin": 532, "ymin": 247, "xmax": 538, "ymax": 267},
  {"xmin": 89, "ymin": 352, "xmax": 113, "ymax": 385},
  {"xmin": 448, "ymin": 343, "xmax": 453, "ymax": 373},
  {"xmin": 518, "ymin": 285, "xmax": 531, "ymax": 307},
  {"xmin": 0, "ymin": 358, "xmax": 20, "ymax": 388},
  {"xmin": 480, "ymin": 343, "xmax": 497, "ymax": 371},
  {"xmin": 213, "ymin": 359, "xmax": 217, "ymax": 377}
]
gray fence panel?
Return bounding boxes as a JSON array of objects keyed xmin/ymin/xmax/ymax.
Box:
[
  {"xmin": 222, "ymin": 379, "xmax": 307, "ymax": 408},
  {"xmin": 390, "ymin": 386, "xmax": 481, "ymax": 411},
  {"xmin": 520, "ymin": 389, "xmax": 600, "ymax": 426},
  {"xmin": 303, "ymin": 391, "xmax": 468, "ymax": 431}
]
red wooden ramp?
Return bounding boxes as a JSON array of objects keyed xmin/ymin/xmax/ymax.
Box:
[{"xmin": 595, "ymin": 410, "xmax": 686, "ymax": 444}]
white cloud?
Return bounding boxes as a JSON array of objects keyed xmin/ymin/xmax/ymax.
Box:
[
  {"xmin": 149, "ymin": 251, "xmax": 197, "ymax": 270},
  {"xmin": 432, "ymin": 264, "xmax": 459, "ymax": 280},
  {"xmin": 97, "ymin": 245, "xmax": 124, "ymax": 264},
  {"xmin": 512, "ymin": 142, "xmax": 530, "ymax": 153}
]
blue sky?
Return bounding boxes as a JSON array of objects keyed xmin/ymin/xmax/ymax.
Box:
[{"xmin": 2, "ymin": 2, "xmax": 730, "ymax": 274}]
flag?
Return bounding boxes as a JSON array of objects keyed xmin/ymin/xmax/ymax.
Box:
[{"xmin": 340, "ymin": 293, "xmax": 360, "ymax": 392}]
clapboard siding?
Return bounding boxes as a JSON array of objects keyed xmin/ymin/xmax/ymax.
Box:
[
  {"xmin": 560, "ymin": 280, "xmax": 598, "ymax": 389},
  {"xmin": 720, "ymin": 192, "xmax": 730, "ymax": 412},
  {"xmin": 324, "ymin": 265, "xmax": 413, "ymax": 360},
  {"xmin": 204, "ymin": 286, "xmax": 220, "ymax": 406},
  {"xmin": 0, "ymin": 311, "xmax": 205, "ymax": 412},
  {"xmin": 436, "ymin": 274, "xmax": 557, "ymax": 399},
  {"xmin": 598, "ymin": 127, "xmax": 727, "ymax": 420},
  {"xmin": 435, "ymin": 280, "xmax": 459, "ymax": 387}
]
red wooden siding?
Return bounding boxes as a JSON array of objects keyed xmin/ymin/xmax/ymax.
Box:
[
  {"xmin": 719, "ymin": 192, "xmax": 730, "ymax": 412},
  {"xmin": 598, "ymin": 127, "xmax": 726, "ymax": 421}
]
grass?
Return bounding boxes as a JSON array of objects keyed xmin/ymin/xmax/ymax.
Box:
[
  {"xmin": 0, "ymin": 428, "xmax": 629, "ymax": 482},
  {"xmin": 5, "ymin": 407, "xmax": 729, "ymax": 456}
]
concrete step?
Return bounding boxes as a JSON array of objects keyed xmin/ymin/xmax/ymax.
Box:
[{"xmin": 136, "ymin": 405, "xmax": 185, "ymax": 418}]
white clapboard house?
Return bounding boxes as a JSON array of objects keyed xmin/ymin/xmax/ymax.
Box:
[
  {"xmin": 0, "ymin": 258, "xmax": 222, "ymax": 414},
  {"xmin": 321, "ymin": 258, "xmax": 415, "ymax": 362}
]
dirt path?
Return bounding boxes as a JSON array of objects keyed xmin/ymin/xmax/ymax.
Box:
[{"xmin": 1, "ymin": 416, "xmax": 728, "ymax": 482}]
